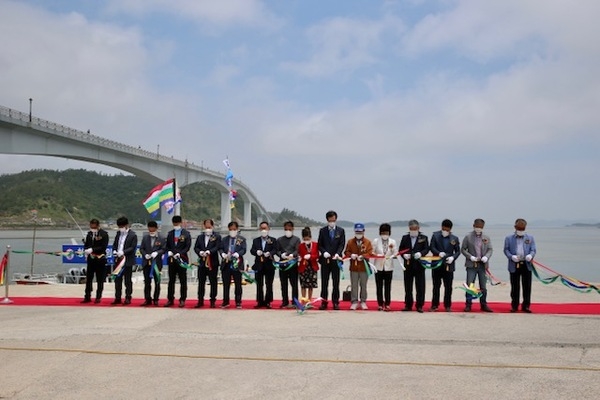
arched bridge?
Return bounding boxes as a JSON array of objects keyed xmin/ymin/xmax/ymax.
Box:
[{"xmin": 0, "ymin": 105, "xmax": 269, "ymax": 228}]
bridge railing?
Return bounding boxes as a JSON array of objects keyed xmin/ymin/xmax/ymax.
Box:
[{"xmin": 0, "ymin": 105, "xmax": 223, "ymax": 175}]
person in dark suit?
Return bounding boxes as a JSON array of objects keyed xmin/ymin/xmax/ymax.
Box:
[
  {"xmin": 139, "ymin": 220, "xmax": 166, "ymax": 306},
  {"xmin": 219, "ymin": 221, "xmax": 247, "ymax": 309},
  {"xmin": 461, "ymin": 218, "xmax": 494, "ymax": 312},
  {"xmin": 399, "ymin": 219, "xmax": 429, "ymax": 313},
  {"xmin": 111, "ymin": 216, "xmax": 138, "ymax": 305},
  {"xmin": 250, "ymin": 221, "xmax": 277, "ymax": 309},
  {"xmin": 429, "ymin": 219, "xmax": 461, "ymax": 312},
  {"xmin": 165, "ymin": 215, "xmax": 192, "ymax": 308},
  {"xmin": 317, "ymin": 210, "xmax": 346, "ymax": 310},
  {"xmin": 504, "ymin": 218, "xmax": 537, "ymax": 313},
  {"xmin": 276, "ymin": 220, "xmax": 301, "ymax": 308},
  {"xmin": 81, "ymin": 218, "xmax": 109, "ymax": 304},
  {"xmin": 193, "ymin": 218, "xmax": 221, "ymax": 308}
]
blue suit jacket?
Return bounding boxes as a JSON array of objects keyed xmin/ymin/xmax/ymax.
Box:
[
  {"xmin": 504, "ymin": 233, "xmax": 536, "ymax": 272},
  {"xmin": 220, "ymin": 235, "xmax": 247, "ymax": 271}
]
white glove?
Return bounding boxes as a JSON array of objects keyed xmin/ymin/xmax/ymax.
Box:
[
  {"xmin": 358, "ymin": 255, "xmax": 364, "ymax": 261},
  {"xmin": 403, "ymin": 254, "xmax": 411, "ymax": 260},
  {"xmin": 221, "ymin": 252, "xmax": 228, "ymax": 259},
  {"xmin": 264, "ymin": 252, "xmax": 271, "ymax": 257},
  {"xmin": 144, "ymin": 254, "xmax": 151, "ymax": 260},
  {"xmin": 205, "ymin": 250, "xmax": 210, "ymax": 255},
  {"xmin": 470, "ymin": 256, "xmax": 478, "ymax": 262},
  {"xmin": 199, "ymin": 251, "xmax": 206, "ymax": 257},
  {"xmin": 84, "ymin": 248, "xmax": 93, "ymax": 256},
  {"xmin": 446, "ymin": 256, "xmax": 454, "ymax": 264},
  {"xmin": 281, "ymin": 252, "xmax": 287, "ymax": 258},
  {"xmin": 256, "ymin": 250, "xmax": 263, "ymax": 256},
  {"xmin": 287, "ymin": 254, "xmax": 294, "ymax": 260},
  {"xmin": 525, "ymin": 254, "xmax": 533, "ymax": 262},
  {"xmin": 511, "ymin": 255, "xmax": 520, "ymax": 262},
  {"xmin": 168, "ymin": 251, "xmax": 174, "ymax": 257},
  {"xmin": 333, "ymin": 254, "xmax": 342, "ymax": 260},
  {"xmin": 113, "ymin": 250, "xmax": 118, "ymax": 256},
  {"xmin": 117, "ymin": 251, "xmax": 124, "ymax": 258},
  {"xmin": 151, "ymin": 251, "xmax": 158, "ymax": 259},
  {"xmin": 351, "ymin": 254, "xmax": 358, "ymax": 260},
  {"xmin": 414, "ymin": 252, "xmax": 422, "ymax": 260},
  {"xmin": 481, "ymin": 256, "xmax": 488, "ymax": 263},
  {"xmin": 174, "ymin": 253, "xmax": 181, "ymax": 259},
  {"xmin": 303, "ymin": 254, "xmax": 311, "ymax": 260},
  {"xmin": 323, "ymin": 252, "xmax": 331, "ymax": 259},
  {"xmin": 439, "ymin": 252, "xmax": 446, "ymax": 258},
  {"xmin": 233, "ymin": 252, "xmax": 240, "ymax": 258}
]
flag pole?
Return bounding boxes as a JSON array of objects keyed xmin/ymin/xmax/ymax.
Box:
[{"xmin": 1, "ymin": 245, "xmax": 13, "ymax": 304}]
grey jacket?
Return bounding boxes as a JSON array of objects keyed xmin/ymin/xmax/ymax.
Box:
[{"xmin": 461, "ymin": 231, "xmax": 492, "ymax": 269}]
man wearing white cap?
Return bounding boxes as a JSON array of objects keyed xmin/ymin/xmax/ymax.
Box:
[{"xmin": 344, "ymin": 223, "xmax": 373, "ymax": 310}]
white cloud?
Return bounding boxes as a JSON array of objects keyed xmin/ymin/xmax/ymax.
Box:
[
  {"xmin": 106, "ymin": 0, "xmax": 283, "ymax": 32},
  {"xmin": 281, "ymin": 14, "xmax": 405, "ymax": 77}
]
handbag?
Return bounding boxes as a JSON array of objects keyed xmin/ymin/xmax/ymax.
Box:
[{"xmin": 342, "ymin": 285, "xmax": 352, "ymax": 302}]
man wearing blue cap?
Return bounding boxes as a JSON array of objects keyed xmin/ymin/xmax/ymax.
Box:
[{"xmin": 344, "ymin": 223, "xmax": 373, "ymax": 310}]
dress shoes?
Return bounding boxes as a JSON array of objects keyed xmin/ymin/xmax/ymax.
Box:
[
  {"xmin": 209, "ymin": 302, "xmax": 216, "ymax": 308},
  {"xmin": 94, "ymin": 298, "xmax": 102, "ymax": 304},
  {"xmin": 429, "ymin": 306, "xmax": 438, "ymax": 312},
  {"xmin": 416, "ymin": 307, "xmax": 424, "ymax": 313},
  {"xmin": 178, "ymin": 300, "xmax": 185, "ymax": 308},
  {"xmin": 333, "ymin": 303, "xmax": 340, "ymax": 310},
  {"xmin": 140, "ymin": 300, "xmax": 151, "ymax": 307},
  {"xmin": 265, "ymin": 303, "xmax": 272, "ymax": 309},
  {"xmin": 195, "ymin": 301, "xmax": 204, "ymax": 309},
  {"xmin": 401, "ymin": 307, "xmax": 412, "ymax": 312},
  {"xmin": 464, "ymin": 304, "xmax": 471, "ymax": 312},
  {"xmin": 153, "ymin": 300, "xmax": 159, "ymax": 306},
  {"xmin": 124, "ymin": 298, "xmax": 131, "ymax": 305},
  {"xmin": 522, "ymin": 307, "xmax": 532, "ymax": 313},
  {"xmin": 111, "ymin": 299, "xmax": 122, "ymax": 305},
  {"xmin": 164, "ymin": 301, "xmax": 174, "ymax": 307},
  {"xmin": 481, "ymin": 305, "xmax": 493, "ymax": 312},
  {"xmin": 319, "ymin": 301, "xmax": 328, "ymax": 310},
  {"xmin": 80, "ymin": 298, "xmax": 91, "ymax": 304}
]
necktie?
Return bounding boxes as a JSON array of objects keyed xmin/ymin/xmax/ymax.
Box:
[{"xmin": 329, "ymin": 229, "xmax": 334, "ymax": 240}]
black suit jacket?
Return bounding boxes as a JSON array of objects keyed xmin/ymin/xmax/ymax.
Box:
[
  {"xmin": 194, "ymin": 233, "xmax": 222, "ymax": 269},
  {"xmin": 166, "ymin": 229, "xmax": 192, "ymax": 263},
  {"xmin": 250, "ymin": 236, "xmax": 277, "ymax": 272},
  {"xmin": 219, "ymin": 235, "xmax": 247, "ymax": 271},
  {"xmin": 140, "ymin": 233, "xmax": 166, "ymax": 268},
  {"xmin": 317, "ymin": 226, "xmax": 346, "ymax": 263},
  {"xmin": 84, "ymin": 229, "xmax": 109, "ymax": 264},
  {"xmin": 399, "ymin": 233, "xmax": 429, "ymax": 270},
  {"xmin": 113, "ymin": 230, "xmax": 138, "ymax": 266}
]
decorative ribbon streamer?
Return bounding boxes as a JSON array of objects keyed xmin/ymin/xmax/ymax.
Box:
[
  {"xmin": 456, "ymin": 282, "xmax": 483, "ymax": 299},
  {"xmin": 11, "ymin": 249, "xmax": 105, "ymax": 258},
  {"xmin": 293, "ymin": 297, "xmax": 324, "ymax": 315},
  {"xmin": 418, "ymin": 256, "xmax": 444, "ymax": 270},
  {"xmin": 532, "ymin": 260, "xmax": 600, "ymax": 294},
  {"xmin": 273, "ymin": 259, "xmax": 297, "ymax": 271},
  {"xmin": 176, "ymin": 257, "xmax": 194, "ymax": 270},
  {"xmin": 336, "ymin": 259, "xmax": 345, "ymax": 280},
  {"xmin": 199, "ymin": 255, "xmax": 212, "ymax": 271},
  {"xmin": 486, "ymin": 269, "xmax": 504, "ymax": 286},
  {"xmin": 242, "ymin": 271, "xmax": 255, "ymax": 284},
  {"xmin": 111, "ymin": 257, "xmax": 126, "ymax": 277},
  {"xmin": 0, "ymin": 252, "xmax": 7, "ymax": 286}
]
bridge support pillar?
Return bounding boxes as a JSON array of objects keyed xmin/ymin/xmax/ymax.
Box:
[
  {"xmin": 244, "ymin": 201, "xmax": 252, "ymax": 228},
  {"xmin": 220, "ymin": 191, "xmax": 232, "ymax": 229}
]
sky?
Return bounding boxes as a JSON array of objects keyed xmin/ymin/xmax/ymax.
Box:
[{"xmin": 1, "ymin": 0, "xmax": 599, "ymax": 225}]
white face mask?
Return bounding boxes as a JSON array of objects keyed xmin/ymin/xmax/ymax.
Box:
[
  {"xmin": 409, "ymin": 230, "xmax": 419, "ymax": 238},
  {"xmin": 205, "ymin": 229, "xmax": 213, "ymax": 236},
  {"xmin": 149, "ymin": 232, "xmax": 157, "ymax": 237},
  {"xmin": 90, "ymin": 229, "xmax": 98, "ymax": 234},
  {"xmin": 516, "ymin": 230, "xmax": 525, "ymax": 237},
  {"xmin": 355, "ymin": 234, "xmax": 364, "ymax": 240},
  {"xmin": 229, "ymin": 230, "xmax": 238, "ymax": 238},
  {"xmin": 119, "ymin": 227, "xmax": 127, "ymax": 234},
  {"xmin": 328, "ymin": 222, "xmax": 336, "ymax": 229},
  {"xmin": 474, "ymin": 228, "xmax": 483, "ymax": 235},
  {"xmin": 284, "ymin": 230, "xmax": 293, "ymax": 238},
  {"xmin": 380, "ymin": 234, "xmax": 389, "ymax": 241},
  {"xmin": 441, "ymin": 230, "xmax": 450, "ymax": 238},
  {"xmin": 174, "ymin": 225, "xmax": 182, "ymax": 231},
  {"xmin": 260, "ymin": 229, "xmax": 269, "ymax": 238},
  {"xmin": 304, "ymin": 240, "xmax": 311, "ymax": 245}
]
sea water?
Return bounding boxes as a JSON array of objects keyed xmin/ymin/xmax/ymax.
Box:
[{"xmin": 1, "ymin": 225, "xmax": 598, "ymax": 282}]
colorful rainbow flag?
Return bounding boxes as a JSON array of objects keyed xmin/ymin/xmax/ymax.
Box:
[{"xmin": 142, "ymin": 179, "xmax": 175, "ymax": 216}]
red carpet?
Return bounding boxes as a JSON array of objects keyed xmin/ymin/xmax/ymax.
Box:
[{"xmin": 1, "ymin": 297, "xmax": 599, "ymax": 314}]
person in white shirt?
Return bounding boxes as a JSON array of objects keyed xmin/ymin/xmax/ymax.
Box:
[{"xmin": 371, "ymin": 223, "xmax": 397, "ymax": 311}]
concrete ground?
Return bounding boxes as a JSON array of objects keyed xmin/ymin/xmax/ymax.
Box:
[{"xmin": 1, "ymin": 279, "xmax": 599, "ymax": 399}]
